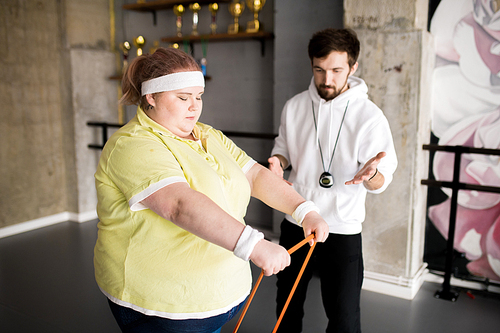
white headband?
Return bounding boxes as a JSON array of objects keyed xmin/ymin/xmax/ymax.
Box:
[{"xmin": 141, "ymin": 71, "xmax": 205, "ymax": 96}]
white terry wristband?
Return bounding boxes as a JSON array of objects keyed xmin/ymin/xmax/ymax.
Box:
[
  {"xmin": 233, "ymin": 225, "xmax": 264, "ymax": 261},
  {"xmin": 292, "ymin": 201, "xmax": 320, "ymax": 226}
]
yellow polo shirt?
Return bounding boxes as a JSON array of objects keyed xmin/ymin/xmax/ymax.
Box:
[{"xmin": 94, "ymin": 107, "xmax": 254, "ymax": 319}]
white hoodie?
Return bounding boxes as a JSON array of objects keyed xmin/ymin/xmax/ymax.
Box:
[{"xmin": 272, "ymin": 76, "xmax": 398, "ymax": 234}]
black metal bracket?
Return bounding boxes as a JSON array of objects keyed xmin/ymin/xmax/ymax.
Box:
[
  {"xmin": 434, "ymin": 288, "xmax": 459, "ymax": 302},
  {"xmin": 87, "ymin": 121, "xmax": 277, "ymax": 151},
  {"xmin": 151, "ymin": 10, "xmax": 157, "ymax": 25},
  {"xmin": 87, "ymin": 122, "xmax": 124, "ymax": 150}
]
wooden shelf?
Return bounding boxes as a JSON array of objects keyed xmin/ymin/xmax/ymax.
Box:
[
  {"xmin": 161, "ymin": 31, "xmax": 274, "ymax": 44},
  {"xmin": 123, "ymin": 0, "xmax": 230, "ymax": 12}
]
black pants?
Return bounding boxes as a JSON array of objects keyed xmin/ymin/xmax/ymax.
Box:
[{"xmin": 276, "ymin": 220, "xmax": 363, "ymax": 333}]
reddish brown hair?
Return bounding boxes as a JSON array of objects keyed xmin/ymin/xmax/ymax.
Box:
[{"xmin": 120, "ymin": 47, "xmax": 201, "ymax": 110}]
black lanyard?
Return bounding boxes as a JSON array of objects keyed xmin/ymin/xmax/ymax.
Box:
[{"xmin": 312, "ymin": 100, "xmax": 349, "ymax": 188}]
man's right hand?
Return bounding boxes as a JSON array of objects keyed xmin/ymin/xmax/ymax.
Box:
[
  {"xmin": 268, "ymin": 156, "xmax": 284, "ymax": 178},
  {"xmin": 268, "ymin": 156, "xmax": 292, "ymax": 185}
]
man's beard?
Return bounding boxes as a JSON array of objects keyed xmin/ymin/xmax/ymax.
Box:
[{"xmin": 316, "ymin": 78, "xmax": 348, "ymax": 101}]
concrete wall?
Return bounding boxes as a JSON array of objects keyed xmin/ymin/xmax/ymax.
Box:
[
  {"xmin": 1, "ymin": 1, "xmax": 71, "ymax": 227},
  {"xmin": 0, "ymin": 0, "xmax": 116, "ymax": 231},
  {"xmin": 345, "ymin": 0, "xmax": 433, "ymax": 289}
]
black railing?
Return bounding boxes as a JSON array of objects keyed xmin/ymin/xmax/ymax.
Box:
[
  {"xmin": 421, "ymin": 144, "xmax": 500, "ymax": 301},
  {"xmin": 87, "ymin": 122, "xmax": 123, "ymax": 150},
  {"xmin": 87, "ymin": 121, "xmax": 277, "ymax": 150}
]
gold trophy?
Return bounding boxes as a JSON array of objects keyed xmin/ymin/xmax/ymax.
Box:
[
  {"xmin": 133, "ymin": 36, "xmax": 146, "ymax": 56},
  {"xmin": 173, "ymin": 4, "xmax": 185, "ymax": 37},
  {"xmin": 119, "ymin": 41, "xmax": 131, "ymax": 74},
  {"xmin": 189, "ymin": 3, "xmax": 201, "ymax": 36},
  {"xmin": 246, "ymin": 0, "xmax": 266, "ymax": 33},
  {"xmin": 228, "ymin": 0, "xmax": 245, "ymax": 34},
  {"xmin": 208, "ymin": 3, "xmax": 219, "ymax": 34}
]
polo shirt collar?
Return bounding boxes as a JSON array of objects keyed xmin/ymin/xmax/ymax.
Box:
[{"xmin": 136, "ymin": 106, "xmax": 206, "ymax": 141}]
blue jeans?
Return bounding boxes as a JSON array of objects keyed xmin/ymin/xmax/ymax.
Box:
[{"xmin": 108, "ymin": 298, "xmax": 246, "ymax": 333}]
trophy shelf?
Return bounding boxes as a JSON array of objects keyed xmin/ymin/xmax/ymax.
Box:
[
  {"xmin": 162, "ymin": 31, "xmax": 274, "ymax": 56},
  {"xmin": 123, "ymin": 0, "xmax": 231, "ymax": 12},
  {"xmin": 161, "ymin": 31, "xmax": 274, "ymax": 43}
]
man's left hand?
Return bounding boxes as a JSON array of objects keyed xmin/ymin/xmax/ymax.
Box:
[{"xmin": 345, "ymin": 152, "xmax": 386, "ymax": 185}]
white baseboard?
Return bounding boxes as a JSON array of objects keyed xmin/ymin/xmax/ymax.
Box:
[
  {"xmin": 362, "ymin": 263, "xmax": 428, "ymax": 300},
  {"xmin": 0, "ymin": 210, "xmax": 98, "ymax": 239}
]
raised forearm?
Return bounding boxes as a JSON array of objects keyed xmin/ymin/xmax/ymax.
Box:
[
  {"xmin": 247, "ymin": 163, "xmax": 303, "ymax": 215},
  {"xmin": 142, "ymin": 183, "xmax": 245, "ymax": 252},
  {"xmin": 141, "ymin": 181, "xmax": 291, "ymax": 275},
  {"xmin": 248, "ymin": 163, "xmax": 330, "ymax": 244}
]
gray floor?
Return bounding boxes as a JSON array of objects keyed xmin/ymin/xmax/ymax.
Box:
[{"xmin": 1, "ymin": 221, "xmax": 499, "ymax": 333}]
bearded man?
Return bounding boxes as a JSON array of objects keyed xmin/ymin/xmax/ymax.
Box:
[{"xmin": 268, "ymin": 28, "xmax": 398, "ymax": 333}]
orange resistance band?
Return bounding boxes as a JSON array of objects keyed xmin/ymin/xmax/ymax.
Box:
[{"xmin": 232, "ymin": 234, "xmax": 317, "ymax": 333}]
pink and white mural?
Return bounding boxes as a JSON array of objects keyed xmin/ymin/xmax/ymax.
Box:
[{"xmin": 428, "ymin": 0, "xmax": 500, "ymax": 282}]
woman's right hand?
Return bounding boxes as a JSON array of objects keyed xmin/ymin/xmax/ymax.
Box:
[
  {"xmin": 249, "ymin": 240, "xmax": 291, "ymax": 276},
  {"xmin": 302, "ymin": 211, "xmax": 329, "ymax": 246}
]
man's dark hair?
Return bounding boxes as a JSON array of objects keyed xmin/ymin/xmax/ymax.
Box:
[{"xmin": 308, "ymin": 28, "xmax": 360, "ymax": 68}]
